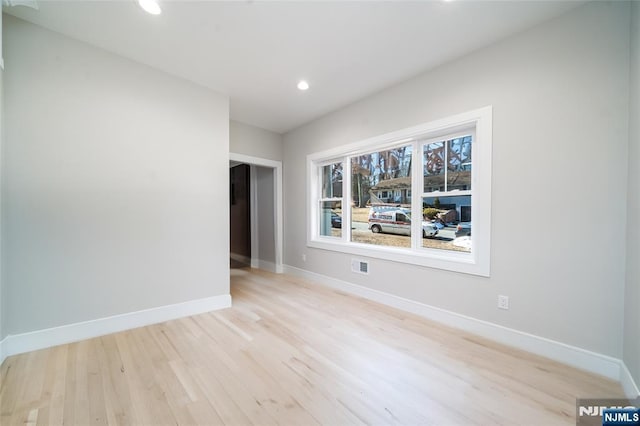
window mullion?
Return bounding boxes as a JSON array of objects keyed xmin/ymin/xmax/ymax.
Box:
[
  {"xmin": 444, "ymin": 139, "xmax": 448, "ymax": 192},
  {"xmin": 411, "ymin": 141, "xmax": 422, "ymax": 250},
  {"xmin": 343, "ymin": 156, "xmax": 352, "ymax": 243}
]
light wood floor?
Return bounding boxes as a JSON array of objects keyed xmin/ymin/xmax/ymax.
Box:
[{"xmin": 0, "ymin": 268, "xmax": 625, "ymax": 425}]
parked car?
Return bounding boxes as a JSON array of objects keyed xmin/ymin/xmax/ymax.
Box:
[
  {"xmin": 455, "ymin": 222, "xmax": 471, "ymax": 237},
  {"xmin": 331, "ymin": 212, "xmax": 342, "ymax": 228},
  {"xmin": 368, "ymin": 209, "xmax": 439, "ymax": 237}
]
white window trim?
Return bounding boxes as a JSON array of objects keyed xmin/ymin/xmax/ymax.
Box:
[{"xmin": 306, "ymin": 106, "xmax": 492, "ymax": 277}]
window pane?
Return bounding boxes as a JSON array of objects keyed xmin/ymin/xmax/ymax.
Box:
[
  {"xmin": 319, "ymin": 200, "xmax": 342, "ymax": 238},
  {"xmin": 351, "ymin": 145, "xmax": 412, "ymax": 206},
  {"xmin": 321, "ymin": 163, "xmax": 343, "ymax": 198},
  {"xmin": 423, "ymin": 142, "xmax": 446, "ymax": 192},
  {"xmin": 447, "ymin": 136, "xmax": 472, "ymax": 191},
  {"xmin": 421, "ymin": 195, "xmax": 471, "ymax": 253},
  {"xmin": 350, "ymin": 145, "xmax": 412, "ymax": 248}
]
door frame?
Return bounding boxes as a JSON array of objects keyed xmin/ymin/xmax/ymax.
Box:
[{"xmin": 229, "ymin": 152, "xmax": 283, "ymax": 273}]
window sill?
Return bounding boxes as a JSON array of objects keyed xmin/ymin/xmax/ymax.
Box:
[{"xmin": 307, "ymin": 238, "xmax": 489, "ymax": 277}]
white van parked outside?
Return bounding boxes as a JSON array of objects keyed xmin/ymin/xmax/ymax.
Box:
[{"xmin": 368, "ymin": 208, "xmax": 439, "ymax": 238}]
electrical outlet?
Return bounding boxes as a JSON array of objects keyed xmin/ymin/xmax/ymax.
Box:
[
  {"xmin": 302, "ymin": 254, "xmax": 306, "ymax": 262},
  {"xmin": 498, "ymin": 295, "xmax": 509, "ymax": 310}
]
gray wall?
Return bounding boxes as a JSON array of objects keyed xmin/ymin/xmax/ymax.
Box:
[
  {"xmin": 0, "ymin": 66, "xmax": 4, "ymax": 341},
  {"xmin": 230, "ymin": 120, "xmax": 283, "ymax": 162},
  {"xmin": 283, "ymin": 2, "xmax": 630, "ymax": 358},
  {"xmin": 0, "ymin": 12, "xmax": 4, "ymax": 341},
  {"xmin": 256, "ymin": 166, "xmax": 276, "ymax": 264},
  {"xmin": 624, "ymin": 1, "xmax": 640, "ymax": 387},
  {"xmin": 3, "ymin": 16, "xmax": 230, "ymax": 335}
]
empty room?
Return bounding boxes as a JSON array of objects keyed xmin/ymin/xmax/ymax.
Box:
[{"xmin": 0, "ymin": 1, "xmax": 638, "ymax": 425}]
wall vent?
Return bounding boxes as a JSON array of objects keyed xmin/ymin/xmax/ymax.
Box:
[{"xmin": 351, "ymin": 259, "xmax": 369, "ymax": 275}]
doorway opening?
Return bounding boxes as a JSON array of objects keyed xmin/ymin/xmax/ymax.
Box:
[
  {"xmin": 229, "ymin": 153, "xmax": 283, "ymax": 273},
  {"xmin": 230, "ymin": 163, "xmax": 251, "ymax": 268}
]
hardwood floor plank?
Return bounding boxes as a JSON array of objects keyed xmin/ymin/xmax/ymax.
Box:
[
  {"xmin": 0, "ymin": 268, "xmax": 626, "ymax": 425},
  {"xmin": 36, "ymin": 345, "xmax": 68, "ymax": 426},
  {"xmin": 61, "ymin": 343, "xmax": 78, "ymax": 424},
  {"xmin": 95, "ymin": 335, "xmax": 134, "ymax": 426},
  {"xmin": 170, "ymin": 317, "xmax": 279, "ymax": 425}
]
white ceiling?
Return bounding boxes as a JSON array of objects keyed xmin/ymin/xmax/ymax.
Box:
[{"xmin": 5, "ymin": 1, "xmax": 582, "ymax": 134}]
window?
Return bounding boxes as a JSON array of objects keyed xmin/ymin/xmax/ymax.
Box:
[
  {"xmin": 318, "ymin": 162, "xmax": 343, "ymax": 238},
  {"xmin": 307, "ymin": 107, "xmax": 492, "ymax": 276},
  {"xmin": 422, "ymin": 134, "xmax": 472, "ymax": 252},
  {"xmin": 351, "ymin": 145, "xmax": 413, "ymax": 248}
]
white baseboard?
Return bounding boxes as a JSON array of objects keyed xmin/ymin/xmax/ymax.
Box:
[
  {"xmin": 246, "ymin": 259, "xmax": 283, "ymax": 274},
  {"xmin": 284, "ymin": 265, "xmax": 639, "ymax": 397},
  {"xmin": 0, "ymin": 294, "xmax": 231, "ymax": 366},
  {"xmin": 0, "ymin": 335, "xmax": 7, "ymax": 366},
  {"xmin": 257, "ymin": 260, "xmax": 277, "ymax": 273},
  {"xmin": 620, "ymin": 362, "xmax": 640, "ymax": 399}
]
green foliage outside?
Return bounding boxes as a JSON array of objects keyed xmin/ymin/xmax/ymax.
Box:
[{"xmin": 423, "ymin": 208, "xmax": 439, "ymax": 220}]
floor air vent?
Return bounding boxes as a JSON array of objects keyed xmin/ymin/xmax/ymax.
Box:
[{"xmin": 351, "ymin": 259, "xmax": 369, "ymax": 275}]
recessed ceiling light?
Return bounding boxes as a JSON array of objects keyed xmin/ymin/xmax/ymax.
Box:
[
  {"xmin": 297, "ymin": 80, "xmax": 310, "ymax": 91},
  {"xmin": 138, "ymin": 0, "xmax": 161, "ymax": 15}
]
